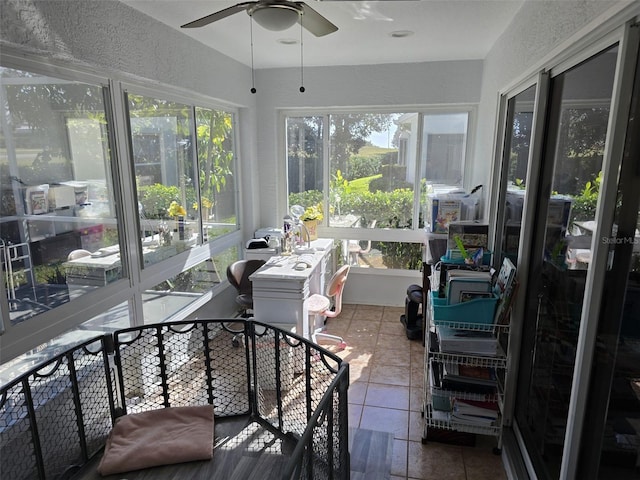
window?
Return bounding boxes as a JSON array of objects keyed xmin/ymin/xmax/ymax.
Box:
[
  {"xmin": 195, "ymin": 107, "xmax": 238, "ymax": 242},
  {"xmin": 141, "ymin": 246, "xmax": 237, "ymax": 324},
  {"xmin": 127, "ymin": 93, "xmax": 198, "ymax": 267},
  {"xmin": 0, "ymin": 66, "xmax": 121, "ymax": 325},
  {"xmin": 286, "ymin": 109, "xmax": 472, "ymax": 270},
  {"xmin": 127, "ymin": 94, "xmax": 239, "ymax": 267},
  {"xmin": 497, "ymin": 84, "xmax": 537, "ymax": 265},
  {"xmin": 0, "ymin": 61, "xmax": 241, "ymax": 364}
]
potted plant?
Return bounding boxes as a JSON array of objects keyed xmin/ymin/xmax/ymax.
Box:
[
  {"xmin": 300, "ymin": 204, "xmax": 323, "ymax": 241},
  {"xmin": 167, "ymin": 201, "xmax": 187, "ymax": 240}
]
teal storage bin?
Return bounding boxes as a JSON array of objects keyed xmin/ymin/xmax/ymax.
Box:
[
  {"xmin": 441, "ymin": 250, "xmax": 493, "ymax": 266},
  {"xmin": 431, "ymin": 291, "xmax": 498, "ymax": 326}
]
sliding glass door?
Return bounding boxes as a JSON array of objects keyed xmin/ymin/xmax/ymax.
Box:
[
  {"xmin": 515, "ymin": 44, "xmax": 619, "ymax": 478},
  {"xmin": 576, "ymin": 33, "xmax": 640, "ymax": 478}
]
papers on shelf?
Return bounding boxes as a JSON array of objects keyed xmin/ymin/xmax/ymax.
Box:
[
  {"xmin": 437, "ymin": 326, "xmax": 499, "ymax": 356},
  {"xmin": 451, "ymin": 398, "xmax": 499, "ymax": 426}
]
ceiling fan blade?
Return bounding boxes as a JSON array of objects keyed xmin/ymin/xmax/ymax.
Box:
[
  {"xmin": 181, "ymin": 2, "xmax": 256, "ymax": 29},
  {"xmin": 298, "ymin": 3, "xmax": 338, "ymax": 37}
]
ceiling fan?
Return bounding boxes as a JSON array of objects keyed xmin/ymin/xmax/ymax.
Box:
[{"xmin": 180, "ymin": 0, "xmax": 338, "ymax": 37}]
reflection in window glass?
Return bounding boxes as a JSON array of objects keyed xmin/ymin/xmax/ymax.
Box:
[
  {"xmin": 287, "ymin": 115, "xmax": 324, "ymax": 212},
  {"xmin": 0, "ymin": 66, "xmax": 121, "ymax": 324},
  {"xmin": 0, "ymin": 300, "xmax": 129, "ymax": 384},
  {"xmin": 419, "ymin": 112, "xmax": 470, "ymax": 233},
  {"xmin": 195, "ymin": 107, "xmax": 238, "ymax": 241},
  {"xmin": 422, "ymin": 113, "xmax": 468, "ymax": 187},
  {"xmin": 127, "ymin": 94, "xmax": 198, "ymax": 266},
  {"xmin": 502, "ymin": 85, "xmax": 536, "ymax": 265},
  {"xmin": 336, "ymin": 238, "xmax": 422, "ymax": 270},
  {"xmin": 516, "ymin": 45, "xmax": 618, "ymax": 479},
  {"xmin": 142, "ymin": 248, "xmax": 236, "ymax": 324}
]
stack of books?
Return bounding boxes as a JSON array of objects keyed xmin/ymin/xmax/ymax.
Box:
[
  {"xmin": 430, "ymin": 362, "xmax": 499, "ymax": 412},
  {"xmin": 451, "ymin": 398, "xmax": 499, "ymax": 426},
  {"xmin": 441, "ymin": 363, "xmax": 498, "ymax": 395}
]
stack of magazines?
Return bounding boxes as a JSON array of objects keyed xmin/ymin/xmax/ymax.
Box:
[
  {"xmin": 441, "ymin": 363, "xmax": 498, "ymax": 395},
  {"xmin": 451, "ymin": 398, "xmax": 499, "ymax": 426}
]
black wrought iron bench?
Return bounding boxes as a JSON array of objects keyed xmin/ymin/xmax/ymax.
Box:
[{"xmin": 0, "ymin": 320, "xmax": 349, "ymax": 479}]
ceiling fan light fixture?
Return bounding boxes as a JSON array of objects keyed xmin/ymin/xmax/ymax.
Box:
[
  {"xmin": 250, "ymin": 4, "xmax": 301, "ymax": 31},
  {"xmin": 278, "ymin": 38, "xmax": 298, "ymax": 45},
  {"xmin": 389, "ymin": 30, "xmax": 414, "ymax": 38}
]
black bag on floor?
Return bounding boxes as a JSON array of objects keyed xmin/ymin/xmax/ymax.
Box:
[{"xmin": 400, "ymin": 284, "xmax": 423, "ymax": 340}]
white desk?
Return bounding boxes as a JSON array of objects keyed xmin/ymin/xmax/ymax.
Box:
[
  {"xmin": 62, "ymin": 239, "xmax": 195, "ymax": 297},
  {"xmin": 250, "ymin": 238, "xmax": 334, "ymax": 337}
]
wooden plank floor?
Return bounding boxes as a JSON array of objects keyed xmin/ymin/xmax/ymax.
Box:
[
  {"xmin": 73, "ymin": 418, "xmax": 393, "ymax": 480},
  {"xmin": 349, "ymin": 428, "xmax": 394, "ymax": 480},
  {"xmin": 74, "ymin": 415, "xmax": 293, "ymax": 480}
]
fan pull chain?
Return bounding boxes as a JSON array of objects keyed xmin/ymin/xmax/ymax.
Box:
[
  {"xmin": 299, "ymin": 17, "xmax": 305, "ymax": 93},
  {"xmin": 250, "ymin": 16, "xmax": 256, "ymax": 94}
]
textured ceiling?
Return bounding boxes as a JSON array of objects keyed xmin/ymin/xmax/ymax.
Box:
[{"xmin": 123, "ymin": 0, "xmax": 524, "ymax": 69}]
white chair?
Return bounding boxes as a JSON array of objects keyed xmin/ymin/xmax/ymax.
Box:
[
  {"xmin": 304, "ymin": 264, "xmax": 350, "ymax": 348},
  {"xmin": 67, "ymin": 249, "xmax": 92, "ymax": 261},
  {"xmin": 348, "ymin": 219, "xmax": 377, "ymax": 265}
]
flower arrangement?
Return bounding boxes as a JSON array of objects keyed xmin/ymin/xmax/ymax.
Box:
[
  {"xmin": 301, "ymin": 204, "xmax": 323, "ymax": 222},
  {"xmin": 167, "ymin": 201, "xmax": 186, "ymax": 218},
  {"xmin": 192, "ymin": 198, "xmax": 214, "ymax": 219},
  {"xmin": 167, "ymin": 201, "xmax": 187, "ymax": 240}
]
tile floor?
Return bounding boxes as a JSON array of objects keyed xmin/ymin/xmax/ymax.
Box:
[{"xmin": 321, "ymin": 303, "xmax": 508, "ymax": 480}]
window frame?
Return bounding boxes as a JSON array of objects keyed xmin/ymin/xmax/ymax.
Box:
[
  {"xmin": 0, "ymin": 49, "xmax": 244, "ymax": 364},
  {"xmin": 279, "ymin": 105, "xmax": 477, "ymax": 260},
  {"xmin": 120, "ymin": 83, "xmax": 243, "ymax": 290}
]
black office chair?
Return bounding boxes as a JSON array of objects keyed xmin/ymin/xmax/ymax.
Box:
[
  {"xmin": 226, "ymin": 259, "xmax": 266, "ymax": 317},
  {"xmin": 225, "ymin": 259, "xmax": 266, "ymax": 346}
]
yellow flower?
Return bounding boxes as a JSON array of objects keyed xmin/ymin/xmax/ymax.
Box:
[
  {"xmin": 192, "ymin": 198, "xmax": 213, "ymax": 212},
  {"xmin": 167, "ymin": 201, "xmax": 186, "ymax": 218},
  {"xmin": 301, "ymin": 204, "xmax": 323, "ymax": 222}
]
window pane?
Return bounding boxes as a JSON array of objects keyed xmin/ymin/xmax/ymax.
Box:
[
  {"xmin": 516, "ymin": 45, "xmax": 618, "ymax": 478},
  {"xmin": 0, "ymin": 67, "xmax": 121, "ymax": 325},
  {"xmin": 419, "ymin": 113, "xmax": 469, "ymax": 233},
  {"xmin": 285, "ymin": 110, "xmax": 470, "ymax": 271},
  {"xmin": 329, "ymin": 113, "xmax": 416, "ymax": 229},
  {"xmin": 336, "ymin": 238, "xmax": 422, "ymax": 270},
  {"xmin": 503, "ymin": 85, "xmax": 536, "ymax": 265},
  {"xmin": 195, "ymin": 107, "xmax": 238, "ymax": 241},
  {"xmin": 422, "ymin": 113, "xmax": 468, "ymax": 186},
  {"xmin": 127, "ymin": 94, "xmax": 198, "ymax": 266},
  {"xmin": 287, "ymin": 116, "xmax": 324, "ymax": 214},
  {"xmin": 0, "ymin": 300, "xmax": 129, "ymax": 383},
  {"xmin": 142, "ymin": 248, "xmax": 236, "ymax": 324}
]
